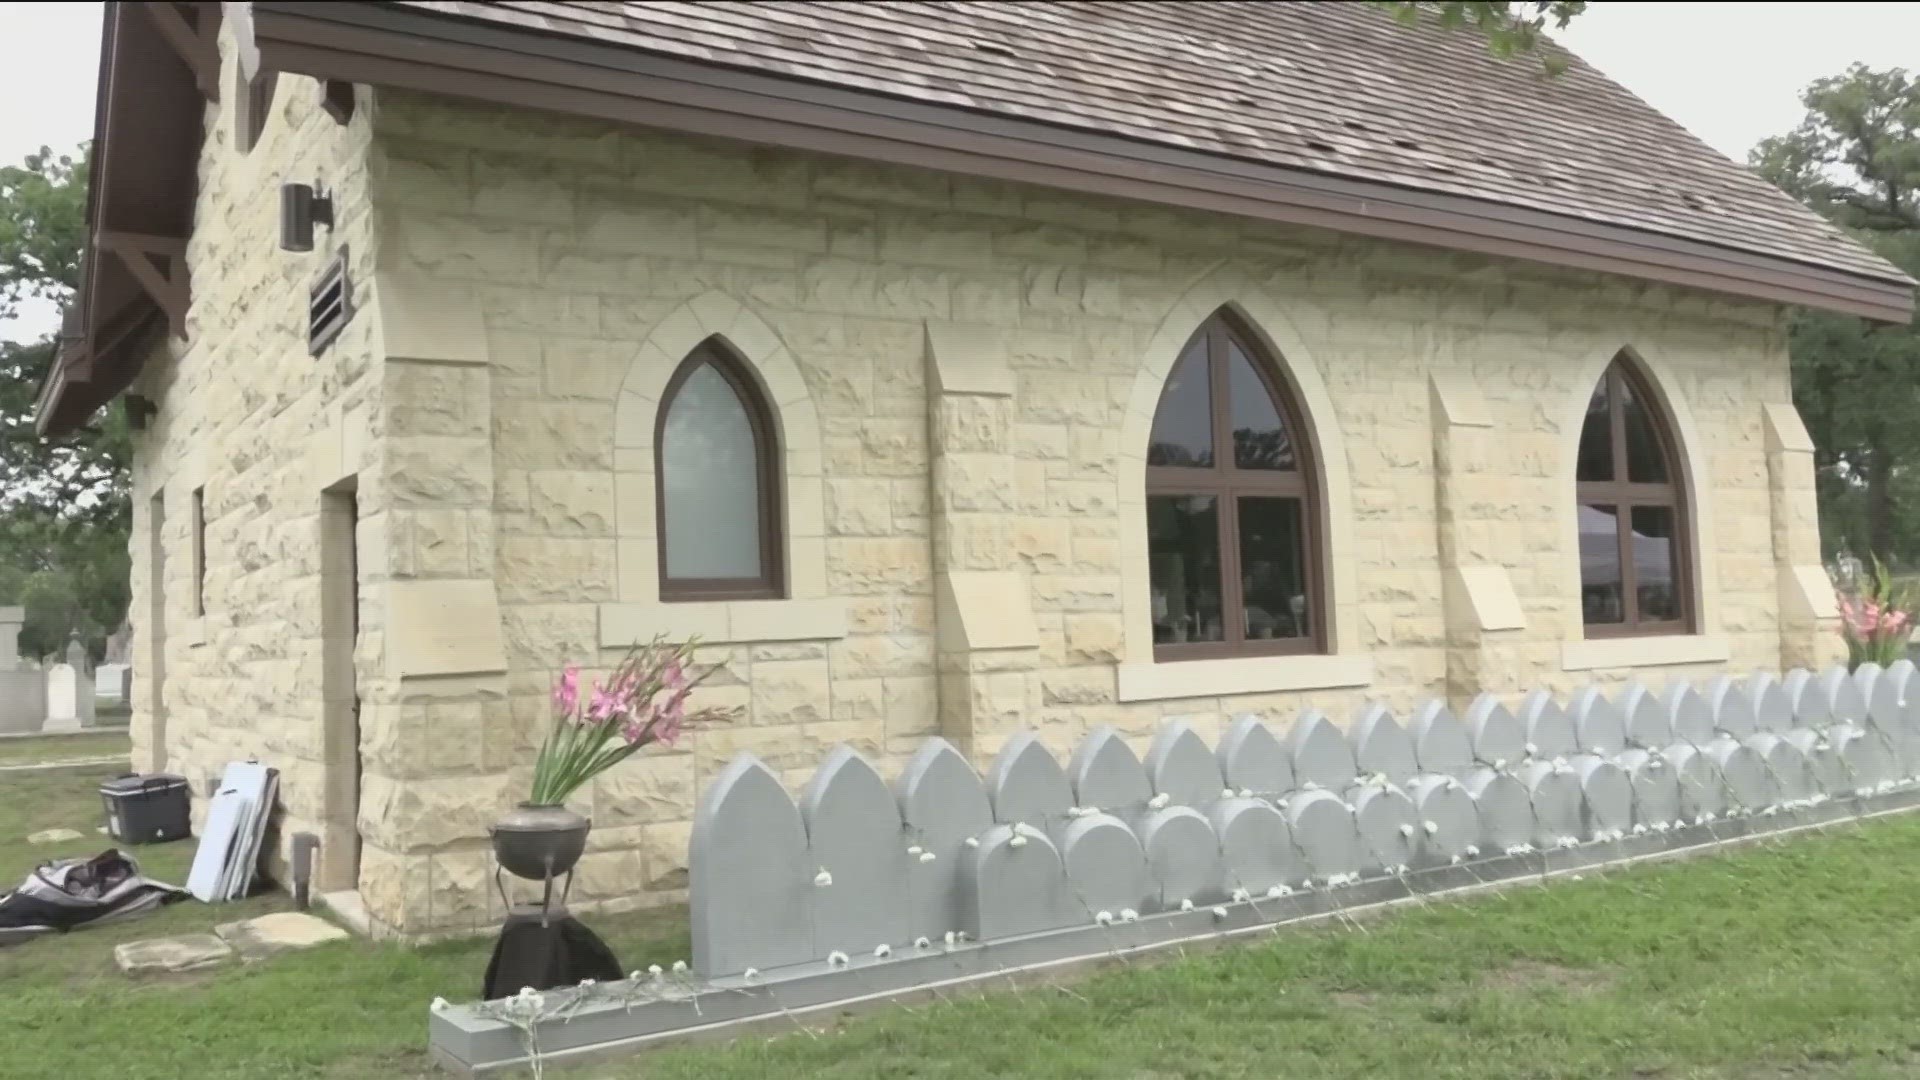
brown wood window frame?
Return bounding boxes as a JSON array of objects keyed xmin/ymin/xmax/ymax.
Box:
[
  {"xmin": 1576, "ymin": 356, "xmax": 1695, "ymax": 638},
  {"xmin": 1147, "ymin": 312, "xmax": 1328, "ymax": 662},
  {"xmin": 654, "ymin": 339, "xmax": 786, "ymax": 603}
]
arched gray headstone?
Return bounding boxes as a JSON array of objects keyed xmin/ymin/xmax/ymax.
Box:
[
  {"xmin": 1833, "ymin": 723, "xmax": 1892, "ymax": 796},
  {"xmin": 1138, "ymin": 806, "xmax": 1225, "ymax": 910},
  {"xmin": 1570, "ymin": 687, "xmax": 1626, "ymax": 753},
  {"xmin": 802, "ymin": 746, "xmax": 912, "ymax": 958},
  {"xmin": 1351, "ymin": 783, "xmax": 1417, "ymax": 874},
  {"xmin": 895, "ymin": 737, "xmax": 994, "ymax": 942},
  {"xmin": 1664, "ymin": 742, "xmax": 1724, "ymax": 822},
  {"xmin": 1703, "ymin": 675, "xmax": 1757, "ymax": 739},
  {"xmin": 1465, "ymin": 768, "xmax": 1534, "ymax": 852},
  {"xmin": 1867, "ymin": 663, "xmax": 1913, "ymax": 737},
  {"xmin": 1409, "ymin": 699, "xmax": 1474, "ymax": 778},
  {"xmin": 1743, "ymin": 732, "xmax": 1813, "ymax": 804},
  {"xmin": 1614, "ymin": 748, "xmax": 1682, "ymax": 829},
  {"xmin": 1617, "ymin": 682, "xmax": 1672, "ymax": 748},
  {"xmin": 1663, "ymin": 681, "xmax": 1715, "ymax": 746},
  {"xmin": 1852, "ymin": 661, "xmax": 1884, "ymax": 710},
  {"xmin": 1519, "ymin": 690, "xmax": 1575, "ymax": 760},
  {"xmin": 1817, "ymin": 665, "xmax": 1868, "ymax": 724},
  {"xmin": 1059, "ymin": 813, "xmax": 1153, "ymax": 919},
  {"xmin": 1572, "ymin": 755, "xmax": 1632, "ymax": 839},
  {"xmin": 1704, "ymin": 738, "xmax": 1773, "ymax": 812},
  {"xmin": 1067, "ymin": 726, "xmax": 1151, "ymax": 813},
  {"xmin": 1465, "ymin": 693, "xmax": 1526, "ymax": 766},
  {"xmin": 1351, "ymin": 703, "xmax": 1417, "ymax": 785},
  {"xmin": 1284, "ymin": 710, "xmax": 1358, "ymax": 792},
  {"xmin": 1145, "ymin": 719, "xmax": 1225, "ymax": 807},
  {"xmin": 1283, "ymin": 789, "xmax": 1362, "ymax": 884},
  {"xmin": 1781, "ymin": 728, "xmax": 1841, "ymax": 796},
  {"xmin": 987, "ymin": 730, "xmax": 1073, "ymax": 826},
  {"xmin": 1782, "ymin": 668, "xmax": 1830, "ymax": 728},
  {"xmin": 1745, "ymin": 672, "xmax": 1795, "ymax": 735},
  {"xmin": 1218, "ymin": 715, "xmax": 1293, "ymax": 797},
  {"xmin": 959, "ymin": 824, "xmax": 1076, "ymax": 940},
  {"xmin": 1517, "ymin": 760, "xmax": 1582, "ymax": 847},
  {"xmin": 1406, "ymin": 774, "xmax": 1478, "ymax": 864},
  {"xmin": 691, "ymin": 754, "xmax": 814, "ymax": 977},
  {"xmin": 1211, "ymin": 797, "xmax": 1306, "ymax": 894}
]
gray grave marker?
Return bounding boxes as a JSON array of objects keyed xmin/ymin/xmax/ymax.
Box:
[
  {"xmin": 1852, "ymin": 661, "xmax": 1884, "ymax": 710},
  {"xmin": 1408, "ymin": 699, "xmax": 1474, "ymax": 778},
  {"xmin": 1058, "ymin": 813, "xmax": 1154, "ymax": 918},
  {"xmin": 691, "ymin": 754, "xmax": 814, "ymax": 977},
  {"xmin": 1067, "ymin": 726, "xmax": 1151, "ymax": 813},
  {"xmin": 1145, "ymin": 719, "xmax": 1226, "ymax": 807},
  {"xmin": 1571, "ymin": 756, "xmax": 1632, "ymax": 838},
  {"xmin": 1614, "ymin": 748, "xmax": 1682, "ymax": 829},
  {"xmin": 801, "ymin": 746, "xmax": 912, "ymax": 958},
  {"xmin": 1464, "ymin": 693, "xmax": 1525, "ymax": 766},
  {"xmin": 1284, "ymin": 710, "xmax": 1358, "ymax": 792},
  {"xmin": 1703, "ymin": 675, "xmax": 1757, "ymax": 738},
  {"xmin": 1351, "ymin": 703, "xmax": 1417, "ymax": 785},
  {"xmin": 1217, "ymin": 715, "xmax": 1294, "ymax": 797},
  {"xmin": 1570, "ymin": 687, "xmax": 1626, "ymax": 753},
  {"xmin": 1781, "ymin": 668, "xmax": 1829, "ymax": 728},
  {"xmin": 1745, "ymin": 672, "xmax": 1795, "ymax": 734},
  {"xmin": 1743, "ymin": 732, "xmax": 1812, "ymax": 804},
  {"xmin": 1138, "ymin": 806, "xmax": 1225, "ymax": 909},
  {"xmin": 1832, "ymin": 723, "xmax": 1891, "ymax": 795},
  {"xmin": 1405, "ymin": 774, "xmax": 1477, "ymax": 864},
  {"xmin": 1616, "ymin": 681, "xmax": 1672, "ymax": 748},
  {"xmin": 987, "ymin": 731, "xmax": 1073, "ymax": 826},
  {"xmin": 1210, "ymin": 798, "xmax": 1306, "ymax": 894},
  {"xmin": 1283, "ymin": 789, "xmax": 1361, "ymax": 883},
  {"xmin": 1519, "ymin": 690, "xmax": 1575, "ymax": 759},
  {"xmin": 1704, "ymin": 738, "xmax": 1774, "ymax": 811},
  {"xmin": 1465, "ymin": 768, "xmax": 1533, "ymax": 852},
  {"xmin": 1350, "ymin": 783, "xmax": 1417, "ymax": 873},
  {"xmin": 1817, "ymin": 665, "xmax": 1868, "ymax": 724},
  {"xmin": 1663, "ymin": 681, "xmax": 1715, "ymax": 746},
  {"xmin": 1665, "ymin": 742, "xmax": 1724, "ymax": 822},
  {"xmin": 895, "ymin": 738, "xmax": 994, "ymax": 942},
  {"xmin": 959, "ymin": 824, "xmax": 1076, "ymax": 940},
  {"xmin": 1517, "ymin": 760, "xmax": 1582, "ymax": 847},
  {"xmin": 1781, "ymin": 728, "xmax": 1844, "ymax": 796}
]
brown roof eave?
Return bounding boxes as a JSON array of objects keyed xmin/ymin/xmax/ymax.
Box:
[{"xmin": 249, "ymin": 0, "xmax": 1914, "ymax": 324}]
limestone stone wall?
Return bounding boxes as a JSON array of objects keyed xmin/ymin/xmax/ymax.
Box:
[{"xmin": 344, "ymin": 90, "xmax": 1833, "ymax": 932}]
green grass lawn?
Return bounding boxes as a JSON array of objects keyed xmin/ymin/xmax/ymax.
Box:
[
  {"xmin": 6, "ymin": 767, "xmax": 1920, "ymax": 1079},
  {"xmin": 0, "ymin": 729, "xmax": 130, "ymax": 768}
]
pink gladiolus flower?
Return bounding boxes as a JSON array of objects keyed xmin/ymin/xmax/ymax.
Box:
[
  {"xmin": 662, "ymin": 658, "xmax": 688, "ymax": 692},
  {"xmin": 553, "ymin": 664, "xmax": 581, "ymax": 719}
]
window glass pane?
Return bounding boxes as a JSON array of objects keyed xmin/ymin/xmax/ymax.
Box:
[
  {"xmin": 1631, "ymin": 505, "xmax": 1681, "ymax": 622},
  {"xmin": 661, "ymin": 362, "xmax": 764, "ymax": 580},
  {"xmin": 1228, "ymin": 340, "xmax": 1294, "ymax": 471},
  {"xmin": 1148, "ymin": 495, "xmax": 1224, "ymax": 644},
  {"xmin": 1579, "ymin": 503, "xmax": 1625, "ymax": 625},
  {"xmin": 1577, "ymin": 378, "xmax": 1613, "ymax": 482},
  {"xmin": 1619, "ymin": 375, "xmax": 1670, "ymax": 483},
  {"xmin": 1149, "ymin": 337, "xmax": 1213, "ymax": 467},
  {"xmin": 1238, "ymin": 497, "xmax": 1310, "ymax": 640}
]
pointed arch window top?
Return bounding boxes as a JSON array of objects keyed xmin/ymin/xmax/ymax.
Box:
[
  {"xmin": 1576, "ymin": 354, "xmax": 1691, "ymax": 635},
  {"xmin": 656, "ymin": 339, "xmax": 784, "ymax": 601}
]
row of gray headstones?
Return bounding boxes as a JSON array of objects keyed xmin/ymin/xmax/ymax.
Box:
[{"xmin": 689, "ymin": 661, "xmax": 1920, "ymax": 977}]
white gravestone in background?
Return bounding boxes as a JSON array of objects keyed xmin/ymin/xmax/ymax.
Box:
[{"xmin": 44, "ymin": 640, "xmax": 94, "ymax": 733}]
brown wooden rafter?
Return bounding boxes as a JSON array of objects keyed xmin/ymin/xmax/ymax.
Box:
[
  {"xmin": 98, "ymin": 231, "xmax": 190, "ymax": 340},
  {"xmin": 143, "ymin": 3, "xmax": 220, "ymax": 101}
]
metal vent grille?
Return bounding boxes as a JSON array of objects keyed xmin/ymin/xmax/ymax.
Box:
[{"xmin": 309, "ymin": 245, "xmax": 353, "ymax": 356}]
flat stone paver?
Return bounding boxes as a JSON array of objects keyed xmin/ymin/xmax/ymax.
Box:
[
  {"xmin": 214, "ymin": 911, "xmax": 351, "ymax": 959},
  {"xmin": 114, "ymin": 934, "xmax": 233, "ymax": 974},
  {"xmin": 27, "ymin": 828, "xmax": 83, "ymax": 845}
]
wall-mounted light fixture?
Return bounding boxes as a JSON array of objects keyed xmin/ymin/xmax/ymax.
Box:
[
  {"xmin": 280, "ymin": 182, "xmax": 335, "ymax": 253},
  {"xmin": 124, "ymin": 394, "xmax": 159, "ymax": 431}
]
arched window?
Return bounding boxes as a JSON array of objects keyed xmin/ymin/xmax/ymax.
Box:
[
  {"xmin": 1576, "ymin": 355, "xmax": 1691, "ymax": 635},
  {"xmin": 1146, "ymin": 312, "xmax": 1323, "ymax": 659},
  {"xmin": 656, "ymin": 340, "xmax": 783, "ymax": 601}
]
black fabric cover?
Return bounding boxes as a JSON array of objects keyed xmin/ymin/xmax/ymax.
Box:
[
  {"xmin": 0, "ymin": 849, "xmax": 187, "ymax": 946},
  {"xmin": 482, "ymin": 911, "xmax": 624, "ymax": 999}
]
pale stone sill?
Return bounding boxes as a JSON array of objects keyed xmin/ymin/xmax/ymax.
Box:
[
  {"xmin": 1116, "ymin": 653, "xmax": 1372, "ymax": 703},
  {"xmin": 1560, "ymin": 633, "xmax": 1729, "ymax": 672},
  {"xmin": 598, "ymin": 599, "xmax": 847, "ymax": 649},
  {"xmin": 181, "ymin": 617, "xmax": 206, "ymax": 647}
]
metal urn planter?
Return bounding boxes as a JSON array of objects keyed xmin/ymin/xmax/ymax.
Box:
[{"xmin": 490, "ymin": 804, "xmax": 591, "ymax": 920}]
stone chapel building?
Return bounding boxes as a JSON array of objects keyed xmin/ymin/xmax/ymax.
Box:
[{"xmin": 37, "ymin": 2, "xmax": 1913, "ymax": 935}]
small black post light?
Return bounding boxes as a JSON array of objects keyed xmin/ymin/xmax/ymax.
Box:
[
  {"xmin": 124, "ymin": 394, "xmax": 158, "ymax": 431},
  {"xmin": 280, "ymin": 181, "xmax": 335, "ymax": 253}
]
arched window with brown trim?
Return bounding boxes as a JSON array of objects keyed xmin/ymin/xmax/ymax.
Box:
[
  {"xmin": 655, "ymin": 339, "xmax": 784, "ymax": 601},
  {"xmin": 1576, "ymin": 354, "xmax": 1692, "ymax": 636},
  {"xmin": 1146, "ymin": 311, "xmax": 1324, "ymax": 659}
]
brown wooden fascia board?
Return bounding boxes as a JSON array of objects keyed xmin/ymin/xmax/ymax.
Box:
[{"xmin": 249, "ymin": 2, "xmax": 1915, "ymax": 323}]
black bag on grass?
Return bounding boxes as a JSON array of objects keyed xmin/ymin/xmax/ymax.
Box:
[{"xmin": 0, "ymin": 849, "xmax": 187, "ymax": 947}]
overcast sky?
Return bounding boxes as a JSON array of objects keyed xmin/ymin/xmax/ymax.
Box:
[{"xmin": 2, "ymin": 3, "xmax": 1916, "ymax": 344}]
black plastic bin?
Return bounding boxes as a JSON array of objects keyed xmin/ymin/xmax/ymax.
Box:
[{"xmin": 99, "ymin": 773, "xmax": 192, "ymax": 844}]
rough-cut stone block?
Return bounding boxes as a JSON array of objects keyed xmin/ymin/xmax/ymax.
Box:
[
  {"xmin": 1282, "ymin": 788, "xmax": 1360, "ymax": 884},
  {"xmin": 801, "ymin": 746, "xmax": 911, "ymax": 957},
  {"xmin": 1405, "ymin": 774, "xmax": 1477, "ymax": 864},
  {"xmin": 1465, "ymin": 769, "xmax": 1532, "ymax": 852},
  {"xmin": 691, "ymin": 755, "xmax": 813, "ymax": 977},
  {"xmin": 986, "ymin": 730, "xmax": 1073, "ymax": 826},
  {"xmin": 1283, "ymin": 710, "xmax": 1356, "ymax": 792},
  {"xmin": 1138, "ymin": 806, "xmax": 1224, "ymax": 910},
  {"xmin": 1210, "ymin": 797, "xmax": 1305, "ymax": 894},
  {"xmin": 1351, "ymin": 704, "xmax": 1416, "ymax": 785},
  {"xmin": 1408, "ymin": 700, "xmax": 1473, "ymax": 779},
  {"xmin": 1465, "ymin": 693, "xmax": 1524, "ymax": 767},
  {"xmin": 115, "ymin": 934, "xmax": 232, "ymax": 974},
  {"xmin": 1616, "ymin": 682, "xmax": 1671, "ymax": 748},
  {"xmin": 895, "ymin": 738, "xmax": 993, "ymax": 941},
  {"xmin": 1569, "ymin": 687, "xmax": 1625, "ymax": 753},
  {"xmin": 1058, "ymin": 813, "xmax": 1153, "ymax": 918},
  {"xmin": 1519, "ymin": 690, "xmax": 1575, "ymax": 760},
  {"xmin": 1217, "ymin": 715, "xmax": 1293, "ymax": 797},
  {"xmin": 1350, "ymin": 782, "xmax": 1417, "ymax": 873},
  {"xmin": 1066, "ymin": 726, "xmax": 1150, "ymax": 813},
  {"xmin": 1143, "ymin": 719, "xmax": 1223, "ymax": 807},
  {"xmin": 959, "ymin": 823, "xmax": 1076, "ymax": 940},
  {"xmin": 214, "ymin": 912, "xmax": 351, "ymax": 959}
]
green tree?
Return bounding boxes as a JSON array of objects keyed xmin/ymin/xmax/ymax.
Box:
[
  {"xmin": 1372, "ymin": 2, "xmax": 1588, "ymax": 62},
  {"xmin": 0, "ymin": 145, "xmax": 130, "ymax": 660},
  {"xmin": 1752, "ymin": 67, "xmax": 1920, "ymax": 566}
]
